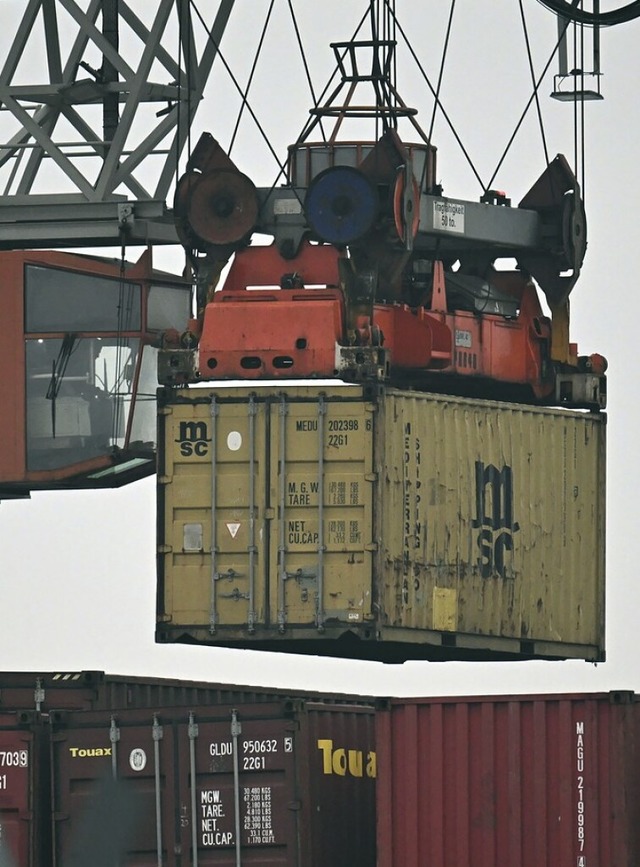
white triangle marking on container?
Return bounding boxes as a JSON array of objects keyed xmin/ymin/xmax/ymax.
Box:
[{"xmin": 226, "ymin": 522, "xmax": 241, "ymax": 538}]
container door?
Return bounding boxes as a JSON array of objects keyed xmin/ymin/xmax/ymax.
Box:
[
  {"xmin": 269, "ymin": 393, "xmax": 375, "ymax": 631},
  {"xmin": 206, "ymin": 395, "xmax": 268, "ymax": 633},
  {"xmin": 160, "ymin": 394, "xmax": 268, "ymax": 635},
  {"xmin": 177, "ymin": 711, "xmax": 299, "ymax": 866},
  {"xmin": 51, "ymin": 714, "xmax": 178, "ymax": 865},
  {"xmin": 0, "ymin": 726, "xmax": 35, "ymax": 867},
  {"xmin": 301, "ymin": 705, "xmax": 377, "ymax": 867}
]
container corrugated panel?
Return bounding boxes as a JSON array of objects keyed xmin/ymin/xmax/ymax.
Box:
[
  {"xmin": 49, "ymin": 700, "xmax": 376, "ymax": 867},
  {"xmin": 376, "ymin": 692, "xmax": 640, "ymax": 867},
  {"xmin": 157, "ymin": 385, "xmax": 605, "ymax": 662},
  {"xmin": 0, "ymin": 671, "xmax": 372, "ymax": 713},
  {"xmin": 0, "ymin": 671, "xmax": 106, "ymax": 713}
]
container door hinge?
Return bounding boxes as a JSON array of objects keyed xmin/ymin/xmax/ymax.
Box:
[
  {"xmin": 364, "ymin": 472, "xmax": 377, "ymax": 482},
  {"xmin": 188, "ymin": 712, "xmax": 199, "ymax": 862},
  {"xmin": 231, "ymin": 710, "xmax": 243, "ymax": 867},
  {"xmin": 152, "ymin": 715, "xmax": 164, "ymax": 865},
  {"xmin": 157, "ymin": 475, "xmax": 172, "ymax": 485},
  {"xmin": 34, "ymin": 679, "xmax": 45, "ymax": 711},
  {"xmin": 158, "ymin": 544, "xmax": 173, "ymax": 554},
  {"xmin": 287, "ymin": 800, "xmax": 303, "ymax": 811},
  {"xmin": 365, "ymin": 542, "xmax": 378, "ymax": 551}
]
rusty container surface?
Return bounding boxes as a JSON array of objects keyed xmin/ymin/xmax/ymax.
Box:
[
  {"xmin": 156, "ymin": 384, "xmax": 606, "ymax": 662},
  {"xmin": 50, "ymin": 700, "xmax": 376, "ymax": 867},
  {"xmin": 376, "ymin": 691, "xmax": 640, "ymax": 867}
]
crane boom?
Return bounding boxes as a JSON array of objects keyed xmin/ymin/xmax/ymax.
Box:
[{"xmin": 0, "ymin": 0, "xmax": 235, "ymax": 249}]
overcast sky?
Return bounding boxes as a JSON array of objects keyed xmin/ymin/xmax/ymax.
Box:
[{"xmin": 1, "ymin": 1, "xmax": 638, "ymax": 698}]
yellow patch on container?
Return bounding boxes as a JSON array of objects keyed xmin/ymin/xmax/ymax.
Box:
[{"xmin": 432, "ymin": 588, "xmax": 458, "ymax": 632}]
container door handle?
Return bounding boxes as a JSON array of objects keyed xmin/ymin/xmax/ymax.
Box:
[
  {"xmin": 188, "ymin": 712, "xmax": 199, "ymax": 867},
  {"xmin": 152, "ymin": 715, "xmax": 164, "ymax": 867},
  {"xmin": 277, "ymin": 396, "xmax": 288, "ymax": 632},
  {"xmin": 316, "ymin": 396, "xmax": 326, "ymax": 631},
  {"xmin": 231, "ymin": 710, "xmax": 243, "ymax": 867},
  {"xmin": 247, "ymin": 396, "xmax": 257, "ymax": 633},
  {"xmin": 209, "ymin": 398, "xmax": 219, "ymax": 634}
]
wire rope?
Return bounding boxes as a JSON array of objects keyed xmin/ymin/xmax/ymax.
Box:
[
  {"xmin": 388, "ymin": 7, "xmax": 486, "ymax": 190},
  {"xmin": 188, "ymin": 0, "xmax": 290, "ymax": 183},
  {"xmin": 293, "ymin": 5, "xmax": 371, "ymax": 146},
  {"xmin": 286, "ymin": 0, "xmax": 327, "ymax": 141},
  {"xmin": 261, "ymin": 3, "xmax": 371, "ymax": 200},
  {"xmin": 519, "ymin": 0, "xmax": 551, "ymax": 170},
  {"xmin": 423, "ymin": 0, "xmax": 456, "ymax": 194},
  {"xmin": 228, "ymin": 0, "xmax": 277, "ymax": 155},
  {"xmin": 484, "ymin": 13, "xmax": 573, "ymax": 193},
  {"xmin": 426, "ymin": 0, "xmax": 455, "ymax": 147}
]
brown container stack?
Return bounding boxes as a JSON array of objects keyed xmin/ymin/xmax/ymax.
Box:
[
  {"xmin": 48, "ymin": 701, "xmax": 376, "ymax": 867},
  {"xmin": 0, "ymin": 672, "xmax": 376, "ymax": 867},
  {"xmin": 1, "ymin": 673, "xmax": 640, "ymax": 866}
]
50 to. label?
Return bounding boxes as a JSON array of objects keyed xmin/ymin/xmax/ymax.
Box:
[{"xmin": 432, "ymin": 201, "xmax": 465, "ymax": 234}]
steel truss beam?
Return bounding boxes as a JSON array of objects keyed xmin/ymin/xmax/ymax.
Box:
[{"xmin": 0, "ymin": 0, "xmax": 234, "ymax": 248}]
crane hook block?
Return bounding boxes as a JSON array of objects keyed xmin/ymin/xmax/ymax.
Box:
[{"xmin": 305, "ymin": 166, "xmax": 379, "ymax": 245}]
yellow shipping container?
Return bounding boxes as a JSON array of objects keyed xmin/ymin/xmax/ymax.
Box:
[{"xmin": 156, "ymin": 385, "xmax": 606, "ymax": 662}]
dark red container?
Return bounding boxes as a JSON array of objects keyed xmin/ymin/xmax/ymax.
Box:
[
  {"xmin": 49, "ymin": 700, "xmax": 376, "ymax": 867},
  {"xmin": 376, "ymin": 691, "xmax": 640, "ymax": 867},
  {"xmin": 0, "ymin": 670, "xmax": 366, "ymax": 713},
  {"xmin": 6, "ymin": 675, "xmax": 640, "ymax": 867},
  {"xmin": 0, "ymin": 711, "xmax": 48, "ymax": 867}
]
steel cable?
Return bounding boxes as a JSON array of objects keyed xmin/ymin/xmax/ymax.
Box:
[
  {"xmin": 519, "ymin": 0, "xmax": 551, "ymax": 171},
  {"xmin": 388, "ymin": 7, "xmax": 486, "ymax": 190},
  {"xmin": 228, "ymin": 0, "xmax": 276, "ymax": 155},
  {"xmin": 286, "ymin": 0, "xmax": 327, "ymax": 141},
  {"xmin": 484, "ymin": 13, "xmax": 573, "ymax": 193}
]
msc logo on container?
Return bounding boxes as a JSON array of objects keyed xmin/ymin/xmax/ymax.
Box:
[
  {"xmin": 176, "ymin": 420, "xmax": 210, "ymax": 457},
  {"xmin": 471, "ymin": 460, "xmax": 520, "ymax": 580}
]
